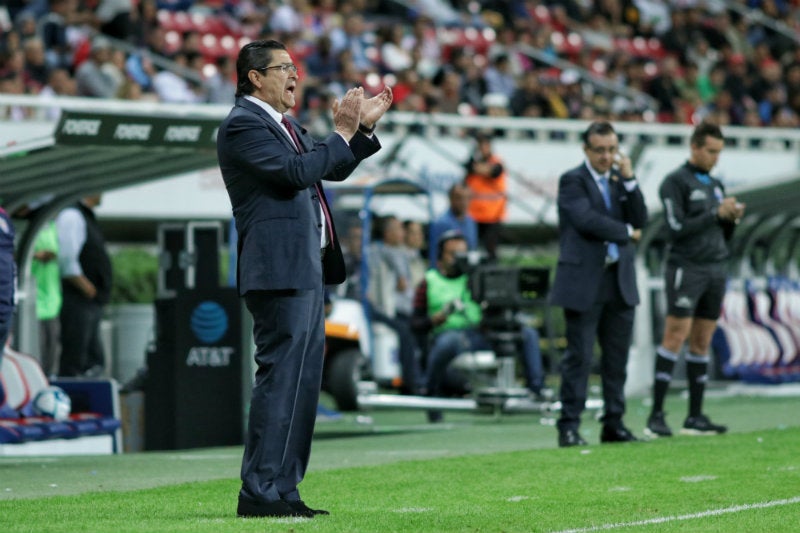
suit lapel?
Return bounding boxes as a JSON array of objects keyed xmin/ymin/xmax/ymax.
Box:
[{"xmin": 236, "ymin": 98, "xmax": 300, "ymax": 153}]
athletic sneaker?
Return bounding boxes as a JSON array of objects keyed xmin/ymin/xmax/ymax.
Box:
[
  {"xmin": 644, "ymin": 411, "xmax": 673, "ymax": 438},
  {"xmin": 680, "ymin": 414, "xmax": 728, "ymax": 436}
]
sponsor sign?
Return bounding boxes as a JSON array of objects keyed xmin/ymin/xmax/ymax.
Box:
[
  {"xmin": 185, "ymin": 300, "xmax": 234, "ymax": 367},
  {"xmin": 56, "ymin": 111, "xmax": 219, "ymax": 149}
]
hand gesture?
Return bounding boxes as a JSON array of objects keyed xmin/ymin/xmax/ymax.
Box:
[
  {"xmin": 332, "ymin": 87, "xmax": 363, "ymax": 140},
  {"xmin": 360, "ymin": 86, "xmax": 393, "ymax": 129},
  {"xmin": 612, "ymin": 151, "xmax": 634, "ymax": 180},
  {"xmin": 717, "ymin": 197, "xmax": 743, "ymax": 222}
]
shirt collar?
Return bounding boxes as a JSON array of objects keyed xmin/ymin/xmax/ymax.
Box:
[
  {"xmin": 243, "ymin": 94, "xmax": 283, "ymax": 125},
  {"xmin": 584, "ymin": 160, "xmax": 610, "ymax": 183}
]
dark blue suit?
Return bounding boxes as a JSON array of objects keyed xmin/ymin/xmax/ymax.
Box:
[
  {"xmin": 549, "ymin": 163, "xmax": 647, "ymax": 431},
  {"xmin": 217, "ymin": 97, "xmax": 380, "ymax": 505},
  {"xmin": 0, "ymin": 207, "xmax": 14, "ymax": 350}
]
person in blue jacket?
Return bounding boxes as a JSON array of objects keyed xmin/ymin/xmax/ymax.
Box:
[{"xmin": 0, "ymin": 206, "xmax": 16, "ymax": 352}]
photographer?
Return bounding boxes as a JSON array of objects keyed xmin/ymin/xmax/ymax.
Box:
[{"xmin": 411, "ymin": 231, "xmax": 544, "ymax": 422}]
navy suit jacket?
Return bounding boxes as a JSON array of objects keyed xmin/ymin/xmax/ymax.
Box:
[
  {"xmin": 549, "ymin": 163, "xmax": 648, "ymax": 312},
  {"xmin": 217, "ymin": 97, "xmax": 380, "ymax": 294}
]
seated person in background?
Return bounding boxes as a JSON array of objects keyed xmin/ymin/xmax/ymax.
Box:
[
  {"xmin": 403, "ymin": 219, "xmax": 427, "ymax": 290},
  {"xmin": 428, "ymin": 182, "xmax": 478, "ymax": 267},
  {"xmin": 411, "ymin": 231, "xmax": 545, "ymax": 418},
  {"xmin": 339, "ymin": 222, "xmax": 364, "ymax": 300},
  {"xmin": 368, "ymin": 215, "xmax": 425, "ymax": 395}
]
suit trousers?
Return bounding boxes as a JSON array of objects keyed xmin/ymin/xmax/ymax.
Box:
[
  {"xmin": 59, "ymin": 290, "xmax": 105, "ymax": 376},
  {"xmin": 240, "ymin": 284, "xmax": 325, "ymax": 504},
  {"xmin": 557, "ymin": 266, "xmax": 634, "ymax": 431}
]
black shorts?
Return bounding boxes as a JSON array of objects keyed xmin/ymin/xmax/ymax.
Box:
[{"xmin": 664, "ymin": 263, "xmax": 727, "ymax": 320}]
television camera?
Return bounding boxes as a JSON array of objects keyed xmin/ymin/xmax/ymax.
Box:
[{"xmin": 451, "ymin": 253, "xmax": 551, "ymax": 406}]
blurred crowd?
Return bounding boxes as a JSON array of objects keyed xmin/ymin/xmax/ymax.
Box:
[{"xmin": 1, "ymin": 0, "xmax": 800, "ymax": 128}]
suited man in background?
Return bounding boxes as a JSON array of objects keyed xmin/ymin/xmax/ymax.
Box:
[
  {"xmin": 217, "ymin": 39, "xmax": 392, "ymax": 518},
  {"xmin": 56, "ymin": 194, "xmax": 112, "ymax": 378},
  {"xmin": 550, "ymin": 121, "xmax": 647, "ymax": 447}
]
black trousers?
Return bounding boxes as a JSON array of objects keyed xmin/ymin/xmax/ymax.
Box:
[
  {"xmin": 59, "ymin": 290, "xmax": 105, "ymax": 377},
  {"xmin": 371, "ymin": 310, "xmax": 424, "ymax": 394},
  {"xmin": 557, "ymin": 266, "xmax": 635, "ymax": 431},
  {"xmin": 240, "ymin": 285, "xmax": 325, "ymax": 504}
]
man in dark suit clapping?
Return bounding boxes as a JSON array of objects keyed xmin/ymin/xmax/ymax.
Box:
[
  {"xmin": 217, "ymin": 39, "xmax": 392, "ymax": 518},
  {"xmin": 549, "ymin": 121, "xmax": 647, "ymax": 448}
]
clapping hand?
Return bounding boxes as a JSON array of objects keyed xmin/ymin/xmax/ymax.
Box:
[
  {"xmin": 332, "ymin": 87, "xmax": 363, "ymax": 140},
  {"xmin": 360, "ymin": 86, "xmax": 393, "ymax": 129}
]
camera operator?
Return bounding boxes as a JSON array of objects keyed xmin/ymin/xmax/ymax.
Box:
[{"xmin": 411, "ymin": 231, "xmax": 544, "ymax": 423}]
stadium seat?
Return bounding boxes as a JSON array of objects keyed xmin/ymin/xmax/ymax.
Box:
[
  {"xmin": 769, "ymin": 277, "xmax": 800, "ymax": 381},
  {"xmin": 0, "ymin": 352, "xmax": 30, "ymax": 416},
  {"xmin": 0, "ymin": 347, "xmax": 123, "ymax": 455},
  {"xmin": 749, "ymin": 281, "xmax": 797, "ymax": 361},
  {"xmin": 715, "ymin": 284, "xmax": 782, "ymax": 383}
]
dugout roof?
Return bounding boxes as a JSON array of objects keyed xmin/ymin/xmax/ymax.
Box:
[{"xmin": 1, "ymin": 108, "xmax": 224, "ymax": 214}]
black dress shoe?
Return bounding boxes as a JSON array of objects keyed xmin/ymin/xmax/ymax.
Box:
[
  {"xmin": 427, "ymin": 410, "xmax": 443, "ymax": 423},
  {"xmin": 558, "ymin": 428, "xmax": 588, "ymax": 447},
  {"xmin": 286, "ymin": 500, "xmax": 329, "ymax": 516},
  {"xmin": 600, "ymin": 424, "xmax": 639, "ymax": 443},
  {"xmin": 237, "ymin": 498, "xmax": 310, "ymax": 518}
]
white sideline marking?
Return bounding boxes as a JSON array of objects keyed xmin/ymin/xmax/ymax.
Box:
[
  {"xmin": 552, "ymin": 496, "xmax": 800, "ymax": 533},
  {"xmin": 679, "ymin": 475, "xmax": 717, "ymax": 483}
]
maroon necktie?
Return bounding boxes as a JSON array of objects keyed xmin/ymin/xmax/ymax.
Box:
[{"xmin": 281, "ymin": 115, "xmax": 335, "ymax": 249}]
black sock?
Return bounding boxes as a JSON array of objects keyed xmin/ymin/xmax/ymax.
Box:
[
  {"xmin": 652, "ymin": 346, "xmax": 678, "ymax": 415},
  {"xmin": 686, "ymin": 353, "xmax": 708, "ymax": 418}
]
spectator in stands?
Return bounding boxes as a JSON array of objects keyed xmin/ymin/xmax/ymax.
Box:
[
  {"xmin": 463, "ymin": 132, "xmax": 507, "ymax": 260},
  {"xmin": 0, "ymin": 206, "xmax": 15, "ymax": 353},
  {"xmin": 429, "ymin": 182, "xmax": 478, "ymax": 267},
  {"xmin": 437, "ymin": 69, "xmax": 464, "ymax": 114},
  {"xmin": 379, "ymin": 24, "xmax": 412, "ymax": 73},
  {"xmin": 151, "ymin": 51, "xmax": 203, "ymax": 103},
  {"xmin": 206, "ymin": 55, "xmax": 236, "ymax": 104},
  {"xmin": 549, "ymin": 121, "xmax": 647, "ymax": 447},
  {"xmin": 37, "ymin": 0, "xmax": 74, "ymax": 71},
  {"xmin": 21, "ymin": 37, "xmax": 49, "ymax": 89},
  {"xmin": 510, "ymin": 70, "xmax": 546, "ymax": 118},
  {"xmin": 39, "ymin": 67, "xmax": 77, "ymax": 120},
  {"xmin": 128, "ymin": 0, "xmax": 159, "ymax": 48},
  {"xmin": 304, "ymin": 35, "xmax": 340, "ymax": 86},
  {"xmin": 408, "ymin": 16, "xmax": 440, "ymax": 78},
  {"xmin": 483, "ymin": 54, "xmax": 516, "ymax": 101},
  {"xmin": 458, "ymin": 56, "xmax": 489, "ymax": 115},
  {"xmin": 75, "ymin": 37, "xmax": 120, "ymax": 98},
  {"xmin": 649, "ymin": 56, "xmax": 684, "ymax": 122},
  {"xmin": 95, "ymin": 0, "xmax": 133, "ymax": 41},
  {"xmin": 412, "ymin": 231, "xmax": 545, "ymax": 422},
  {"xmin": 217, "ymin": 39, "xmax": 392, "ymax": 519},
  {"xmin": 56, "ymin": 194, "xmax": 113, "ymax": 378},
  {"xmin": 646, "ymin": 121, "xmax": 743, "ymax": 439},
  {"xmin": 335, "ymin": 14, "xmax": 373, "ymax": 73}
]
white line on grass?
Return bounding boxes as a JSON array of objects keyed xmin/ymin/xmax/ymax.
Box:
[{"xmin": 552, "ymin": 496, "xmax": 800, "ymax": 533}]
